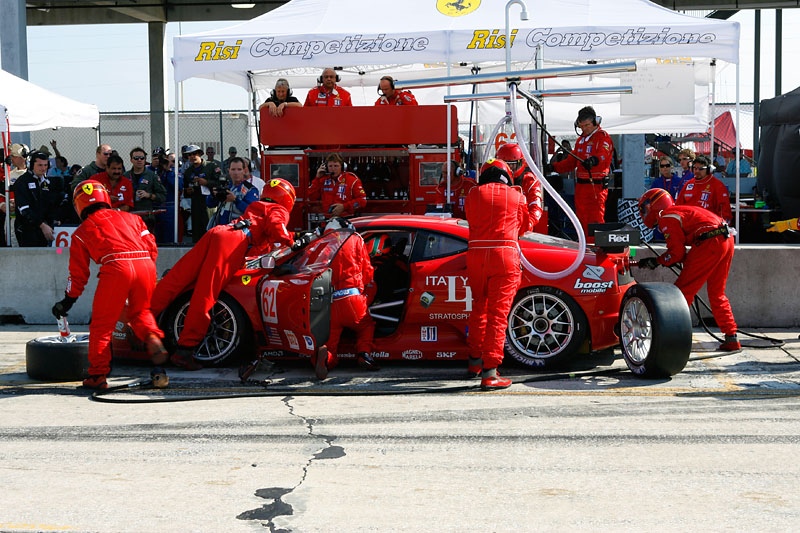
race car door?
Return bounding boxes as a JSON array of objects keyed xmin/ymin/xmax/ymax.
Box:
[{"xmin": 257, "ymin": 230, "xmax": 348, "ymax": 356}]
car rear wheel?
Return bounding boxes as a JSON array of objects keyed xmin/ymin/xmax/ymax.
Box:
[
  {"xmin": 505, "ymin": 286, "xmax": 588, "ymax": 369},
  {"xmin": 26, "ymin": 334, "xmax": 91, "ymax": 382},
  {"xmin": 161, "ymin": 292, "xmax": 252, "ymax": 366},
  {"xmin": 619, "ymin": 282, "xmax": 692, "ymax": 378}
]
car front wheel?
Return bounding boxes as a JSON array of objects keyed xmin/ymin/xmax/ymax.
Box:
[
  {"xmin": 505, "ymin": 286, "xmax": 588, "ymax": 369},
  {"xmin": 619, "ymin": 282, "xmax": 692, "ymax": 378}
]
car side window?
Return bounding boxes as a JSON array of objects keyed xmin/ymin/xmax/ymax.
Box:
[{"xmin": 415, "ymin": 231, "xmax": 467, "ymax": 261}]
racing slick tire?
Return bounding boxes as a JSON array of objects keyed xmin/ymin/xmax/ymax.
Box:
[
  {"xmin": 160, "ymin": 291, "xmax": 253, "ymax": 367},
  {"xmin": 618, "ymin": 282, "xmax": 692, "ymax": 378},
  {"xmin": 26, "ymin": 334, "xmax": 91, "ymax": 382},
  {"xmin": 505, "ymin": 286, "xmax": 588, "ymax": 369}
]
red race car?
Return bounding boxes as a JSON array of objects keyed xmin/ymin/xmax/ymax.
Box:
[{"xmin": 113, "ymin": 215, "xmax": 692, "ymax": 378}]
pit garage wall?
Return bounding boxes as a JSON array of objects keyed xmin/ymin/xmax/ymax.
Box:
[{"xmin": 0, "ymin": 245, "xmax": 798, "ymax": 327}]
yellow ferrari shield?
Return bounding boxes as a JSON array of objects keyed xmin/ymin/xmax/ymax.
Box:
[
  {"xmin": 241, "ymin": 275, "xmax": 252, "ymax": 286},
  {"xmin": 437, "ymin": 0, "xmax": 479, "ymax": 17},
  {"xmin": 81, "ymin": 182, "xmax": 95, "ymax": 195}
]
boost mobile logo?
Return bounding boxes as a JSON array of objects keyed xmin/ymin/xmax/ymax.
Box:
[
  {"xmin": 437, "ymin": 0, "xmax": 480, "ymax": 17},
  {"xmin": 195, "ymin": 40, "xmax": 243, "ymax": 61}
]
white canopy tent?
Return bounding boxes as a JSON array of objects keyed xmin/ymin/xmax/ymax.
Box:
[
  {"xmin": 172, "ymin": 0, "xmax": 740, "ymax": 134},
  {"xmin": 0, "ymin": 70, "xmax": 99, "ymax": 131}
]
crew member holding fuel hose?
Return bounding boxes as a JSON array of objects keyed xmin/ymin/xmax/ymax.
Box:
[
  {"xmin": 549, "ymin": 106, "xmax": 614, "ymax": 238},
  {"xmin": 637, "ymin": 188, "xmax": 740, "ymax": 351},
  {"xmin": 464, "ymin": 159, "xmax": 530, "ymax": 390}
]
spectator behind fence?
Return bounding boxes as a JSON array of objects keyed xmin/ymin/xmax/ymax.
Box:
[
  {"xmin": 183, "ymin": 144, "xmax": 223, "ymax": 243},
  {"xmin": 95, "ymin": 154, "xmax": 134, "ymax": 212},
  {"xmin": 126, "ymin": 147, "xmax": 166, "ymax": 234},
  {"xmin": 77, "ymin": 144, "xmax": 113, "ymax": 181},
  {"xmin": 151, "ymin": 148, "xmax": 183, "ymax": 244},
  {"xmin": 13, "ymin": 151, "xmax": 63, "ymax": 247},
  {"xmin": 206, "ymin": 157, "xmax": 258, "ymax": 228},
  {"xmin": 725, "ymin": 154, "xmax": 752, "ymax": 178}
]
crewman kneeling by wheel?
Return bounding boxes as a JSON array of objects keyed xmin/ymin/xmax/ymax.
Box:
[{"xmin": 637, "ymin": 188, "xmax": 740, "ymax": 351}]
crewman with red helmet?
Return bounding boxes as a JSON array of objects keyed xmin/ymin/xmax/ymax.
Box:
[
  {"xmin": 374, "ymin": 76, "xmax": 418, "ymax": 106},
  {"xmin": 308, "ymin": 153, "xmax": 367, "ymax": 218},
  {"xmin": 550, "ymin": 106, "xmax": 614, "ymax": 237},
  {"xmin": 637, "ymin": 188, "xmax": 740, "ymax": 351},
  {"xmin": 433, "ymin": 161, "xmax": 476, "ymax": 219},
  {"xmin": 496, "ymin": 142, "xmax": 544, "ymax": 232},
  {"xmin": 150, "ymin": 178, "xmax": 299, "ymax": 370},
  {"xmin": 304, "ymin": 67, "xmax": 353, "ymax": 107},
  {"xmin": 52, "ymin": 180, "xmax": 168, "ymax": 389},
  {"xmin": 465, "ymin": 159, "xmax": 530, "ymax": 390},
  {"xmin": 676, "ymin": 155, "xmax": 732, "ymax": 223},
  {"xmin": 313, "ymin": 217, "xmax": 378, "ymax": 379}
]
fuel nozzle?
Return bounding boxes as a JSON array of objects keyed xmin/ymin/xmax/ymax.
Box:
[{"xmin": 150, "ymin": 367, "xmax": 169, "ymax": 389}]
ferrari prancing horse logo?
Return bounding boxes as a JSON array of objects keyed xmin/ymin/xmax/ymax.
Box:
[
  {"xmin": 241, "ymin": 275, "xmax": 252, "ymax": 285},
  {"xmin": 437, "ymin": 0, "xmax": 479, "ymax": 17}
]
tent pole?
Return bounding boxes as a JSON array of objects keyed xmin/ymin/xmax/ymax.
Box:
[
  {"xmin": 735, "ymin": 62, "xmax": 741, "ymax": 245},
  {"xmin": 173, "ymin": 80, "xmax": 181, "ymax": 244}
]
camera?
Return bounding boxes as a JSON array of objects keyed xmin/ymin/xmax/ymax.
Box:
[{"xmin": 214, "ymin": 188, "xmax": 229, "ymax": 202}]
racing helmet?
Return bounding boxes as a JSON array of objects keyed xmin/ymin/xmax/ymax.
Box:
[
  {"xmin": 478, "ymin": 158, "xmax": 512, "ymax": 185},
  {"xmin": 260, "ymin": 178, "xmax": 296, "ymax": 212},
  {"xmin": 73, "ymin": 180, "xmax": 112, "ymax": 220},
  {"xmin": 365, "ymin": 233, "xmax": 392, "ymax": 257},
  {"xmin": 495, "ymin": 143, "xmax": 526, "ymax": 178},
  {"xmin": 323, "ymin": 217, "xmax": 354, "ymax": 233},
  {"xmin": 638, "ymin": 188, "xmax": 674, "ymax": 228}
]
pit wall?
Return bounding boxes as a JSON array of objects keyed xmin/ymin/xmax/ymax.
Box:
[{"xmin": 0, "ymin": 245, "xmax": 797, "ymax": 327}]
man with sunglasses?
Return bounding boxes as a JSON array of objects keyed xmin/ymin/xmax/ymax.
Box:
[
  {"xmin": 76, "ymin": 144, "xmax": 113, "ymax": 181},
  {"xmin": 676, "ymin": 154, "xmax": 732, "ymax": 223},
  {"xmin": 126, "ymin": 147, "xmax": 166, "ymax": 234}
]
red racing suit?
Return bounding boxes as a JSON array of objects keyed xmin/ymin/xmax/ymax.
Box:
[
  {"xmin": 551, "ymin": 126, "xmax": 614, "ymax": 236},
  {"xmin": 150, "ymin": 201, "xmax": 293, "ymax": 349},
  {"xmin": 308, "ymin": 172, "xmax": 367, "ymax": 217},
  {"xmin": 324, "ymin": 231, "xmax": 376, "ymax": 367},
  {"xmin": 517, "ymin": 169, "xmax": 544, "ymax": 231},
  {"xmin": 464, "ymin": 183, "xmax": 529, "ymax": 370},
  {"xmin": 94, "ymin": 171, "xmax": 135, "ymax": 210},
  {"xmin": 304, "ymin": 86, "xmax": 353, "ymax": 107},
  {"xmin": 655, "ymin": 204, "xmax": 737, "ymax": 337},
  {"xmin": 433, "ymin": 177, "xmax": 477, "ymax": 219},
  {"xmin": 65, "ymin": 208, "xmax": 161, "ymax": 376},
  {"xmin": 374, "ymin": 90, "xmax": 418, "ymax": 106},
  {"xmin": 675, "ymin": 175, "xmax": 732, "ymax": 222}
]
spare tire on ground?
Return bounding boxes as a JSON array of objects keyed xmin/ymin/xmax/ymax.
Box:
[{"xmin": 26, "ymin": 334, "xmax": 90, "ymax": 382}]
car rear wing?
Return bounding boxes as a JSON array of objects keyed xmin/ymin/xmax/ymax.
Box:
[{"xmin": 590, "ymin": 223, "xmax": 641, "ymax": 253}]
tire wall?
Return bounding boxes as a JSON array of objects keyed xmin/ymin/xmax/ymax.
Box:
[{"xmin": 0, "ymin": 247, "xmax": 188, "ymax": 325}]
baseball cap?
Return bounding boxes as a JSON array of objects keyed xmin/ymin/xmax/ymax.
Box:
[{"xmin": 10, "ymin": 143, "xmax": 29, "ymax": 158}]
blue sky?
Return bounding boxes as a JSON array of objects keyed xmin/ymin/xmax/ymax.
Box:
[{"xmin": 19, "ymin": 9, "xmax": 800, "ymax": 113}]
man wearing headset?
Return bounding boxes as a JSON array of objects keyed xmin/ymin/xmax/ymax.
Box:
[
  {"xmin": 304, "ymin": 68, "xmax": 353, "ymax": 107},
  {"xmin": 374, "ymin": 76, "xmax": 418, "ymax": 106},
  {"xmin": 260, "ymin": 78, "xmax": 302, "ymax": 117},
  {"xmin": 676, "ymin": 154, "xmax": 732, "ymax": 223},
  {"xmin": 13, "ymin": 151, "xmax": 65, "ymax": 247},
  {"xmin": 433, "ymin": 161, "xmax": 476, "ymax": 219},
  {"xmin": 550, "ymin": 106, "xmax": 614, "ymax": 238},
  {"xmin": 309, "ymin": 153, "xmax": 367, "ymax": 218}
]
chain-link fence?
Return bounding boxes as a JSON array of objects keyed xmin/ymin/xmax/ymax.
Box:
[{"xmin": 28, "ymin": 109, "xmax": 256, "ymax": 172}]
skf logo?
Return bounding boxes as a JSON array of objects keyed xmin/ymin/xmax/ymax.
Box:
[
  {"xmin": 467, "ymin": 29, "xmax": 519, "ymax": 49},
  {"xmin": 437, "ymin": 0, "xmax": 480, "ymax": 17},
  {"xmin": 195, "ymin": 40, "xmax": 243, "ymax": 61}
]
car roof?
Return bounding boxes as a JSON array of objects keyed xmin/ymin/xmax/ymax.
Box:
[{"xmin": 352, "ymin": 214, "xmax": 469, "ymax": 237}]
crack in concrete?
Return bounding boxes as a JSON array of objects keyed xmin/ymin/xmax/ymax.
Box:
[{"xmin": 237, "ymin": 394, "xmax": 345, "ymax": 531}]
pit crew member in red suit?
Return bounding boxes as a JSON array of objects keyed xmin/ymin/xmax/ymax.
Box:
[
  {"xmin": 550, "ymin": 106, "xmax": 614, "ymax": 237},
  {"xmin": 433, "ymin": 161, "xmax": 476, "ymax": 219},
  {"xmin": 675, "ymin": 155, "xmax": 732, "ymax": 223},
  {"xmin": 374, "ymin": 76, "xmax": 418, "ymax": 106},
  {"xmin": 313, "ymin": 217, "xmax": 378, "ymax": 380},
  {"xmin": 308, "ymin": 153, "xmax": 367, "ymax": 218},
  {"xmin": 51, "ymin": 180, "xmax": 168, "ymax": 389},
  {"xmin": 637, "ymin": 188, "xmax": 740, "ymax": 351},
  {"xmin": 304, "ymin": 68, "xmax": 353, "ymax": 107},
  {"xmin": 150, "ymin": 179, "xmax": 297, "ymax": 370},
  {"xmin": 496, "ymin": 142, "xmax": 544, "ymax": 232},
  {"xmin": 94, "ymin": 154, "xmax": 134, "ymax": 211},
  {"xmin": 465, "ymin": 159, "xmax": 530, "ymax": 391}
]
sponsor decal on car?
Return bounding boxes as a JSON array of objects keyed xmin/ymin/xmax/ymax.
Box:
[
  {"xmin": 574, "ymin": 264, "xmax": 614, "ymax": 293},
  {"xmin": 261, "ymin": 350, "xmax": 286, "ymax": 357},
  {"xmin": 241, "ymin": 275, "xmax": 252, "ymax": 285},
  {"xmin": 421, "ymin": 326, "xmax": 438, "ymax": 341},
  {"xmin": 425, "ymin": 275, "xmax": 472, "ymax": 311},
  {"xmin": 265, "ymin": 326, "xmax": 281, "ymax": 345},
  {"xmin": 284, "ymin": 330, "xmax": 299, "ymax": 350},
  {"xmin": 371, "ymin": 351, "xmax": 391, "ymax": 359},
  {"xmin": 402, "ymin": 349, "xmax": 424, "ymax": 360},
  {"xmin": 420, "ymin": 291, "xmax": 435, "ymax": 308},
  {"xmin": 303, "ymin": 335, "xmax": 315, "ymax": 350},
  {"xmin": 436, "ymin": 351, "xmax": 457, "ymax": 359},
  {"xmin": 429, "ymin": 313, "xmax": 469, "ymax": 320}
]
